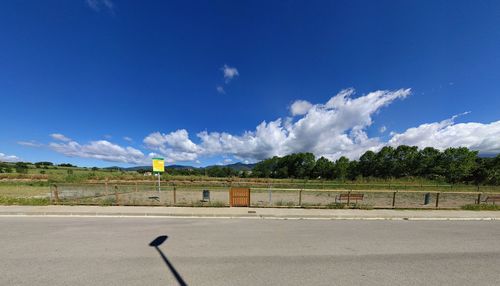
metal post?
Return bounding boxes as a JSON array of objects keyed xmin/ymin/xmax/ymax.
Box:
[
  {"xmin": 435, "ymin": 192, "xmax": 440, "ymax": 209},
  {"xmin": 299, "ymin": 190, "xmax": 302, "ymax": 207},
  {"xmin": 173, "ymin": 183, "xmax": 176, "ymax": 205},
  {"xmin": 158, "ymin": 172, "xmax": 161, "ymax": 196},
  {"xmin": 268, "ymin": 186, "xmax": 272, "ymax": 205},
  {"xmin": 114, "ymin": 185, "xmax": 119, "ymax": 205},
  {"xmin": 392, "ymin": 191, "xmax": 397, "ymax": 208},
  {"xmin": 477, "ymin": 193, "xmax": 481, "ymax": 204},
  {"xmin": 53, "ymin": 184, "xmax": 59, "ymax": 204},
  {"xmin": 347, "ymin": 190, "xmax": 351, "ymax": 205}
]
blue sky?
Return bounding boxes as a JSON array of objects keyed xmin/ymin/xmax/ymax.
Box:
[{"xmin": 1, "ymin": 0, "xmax": 499, "ymax": 167}]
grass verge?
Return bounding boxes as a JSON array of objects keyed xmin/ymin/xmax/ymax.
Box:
[
  {"xmin": 461, "ymin": 204, "xmax": 500, "ymax": 211},
  {"xmin": 0, "ymin": 196, "xmax": 51, "ymax": 206}
]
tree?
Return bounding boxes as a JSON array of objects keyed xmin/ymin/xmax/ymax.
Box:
[
  {"xmin": 333, "ymin": 156, "xmax": 350, "ymax": 180},
  {"xmin": 392, "ymin": 145, "xmax": 419, "ymax": 177},
  {"xmin": 374, "ymin": 146, "xmax": 395, "ymax": 178},
  {"xmin": 15, "ymin": 162, "xmax": 28, "ymax": 174},
  {"xmin": 312, "ymin": 157, "xmax": 334, "ymax": 179},
  {"xmin": 358, "ymin": 150, "xmax": 376, "ymax": 177},
  {"xmin": 441, "ymin": 147, "xmax": 478, "ymax": 183}
]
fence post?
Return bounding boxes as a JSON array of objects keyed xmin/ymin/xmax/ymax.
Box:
[
  {"xmin": 298, "ymin": 190, "xmax": 302, "ymax": 207},
  {"xmin": 476, "ymin": 193, "xmax": 482, "ymax": 204},
  {"xmin": 435, "ymin": 192, "xmax": 440, "ymax": 209},
  {"xmin": 53, "ymin": 184, "xmax": 59, "ymax": 204},
  {"xmin": 392, "ymin": 191, "xmax": 397, "ymax": 208},
  {"xmin": 114, "ymin": 185, "xmax": 119, "ymax": 205},
  {"xmin": 173, "ymin": 183, "xmax": 176, "ymax": 205},
  {"xmin": 347, "ymin": 190, "xmax": 351, "ymax": 205}
]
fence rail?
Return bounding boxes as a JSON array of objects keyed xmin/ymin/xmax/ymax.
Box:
[{"xmin": 46, "ymin": 183, "xmax": 500, "ymax": 209}]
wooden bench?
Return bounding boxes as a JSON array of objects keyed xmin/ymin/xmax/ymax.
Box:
[
  {"xmin": 335, "ymin": 193, "xmax": 364, "ymax": 204},
  {"xmin": 484, "ymin": 195, "xmax": 500, "ymax": 204}
]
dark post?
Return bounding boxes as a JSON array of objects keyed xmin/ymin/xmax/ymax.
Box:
[
  {"xmin": 435, "ymin": 192, "xmax": 440, "ymax": 209},
  {"xmin": 347, "ymin": 190, "xmax": 351, "ymax": 205},
  {"xmin": 114, "ymin": 185, "xmax": 119, "ymax": 205},
  {"xmin": 477, "ymin": 193, "xmax": 482, "ymax": 204},
  {"xmin": 53, "ymin": 184, "xmax": 59, "ymax": 204},
  {"xmin": 392, "ymin": 191, "xmax": 397, "ymax": 208},
  {"xmin": 298, "ymin": 190, "xmax": 302, "ymax": 207},
  {"xmin": 173, "ymin": 183, "xmax": 177, "ymax": 205}
]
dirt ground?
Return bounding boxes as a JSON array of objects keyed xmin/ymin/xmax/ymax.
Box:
[{"xmin": 53, "ymin": 185, "xmax": 482, "ymax": 209}]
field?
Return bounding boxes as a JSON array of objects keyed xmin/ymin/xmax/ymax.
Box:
[{"xmin": 1, "ymin": 164, "xmax": 499, "ymax": 209}]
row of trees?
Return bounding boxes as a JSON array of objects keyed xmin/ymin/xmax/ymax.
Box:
[{"xmin": 251, "ymin": 146, "xmax": 500, "ymax": 185}]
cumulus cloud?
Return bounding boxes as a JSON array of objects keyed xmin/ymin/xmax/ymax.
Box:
[
  {"xmin": 0, "ymin": 152, "xmax": 20, "ymax": 162},
  {"xmin": 222, "ymin": 64, "xmax": 239, "ymax": 83},
  {"xmin": 123, "ymin": 136, "xmax": 133, "ymax": 142},
  {"xmin": 38, "ymin": 87, "xmax": 500, "ymax": 165},
  {"xmin": 143, "ymin": 130, "xmax": 202, "ymax": 163},
  {"xmin": 50, "ymin": 133, "xmax": 72, "ymax": 142},
  {"xmin": 389, "ymin": 116, "xmax": 500, "ymax": 154},
  {"xmin": 290, "ymin": 100, "xmax": 313, "ymax": 116},
  {"xmin": 144, "ymin": 88, "xmax": 411, "ymax": 162},
  {"xmin": 49, "ymin": 140, "xmax": 148, "ymax": 165}
]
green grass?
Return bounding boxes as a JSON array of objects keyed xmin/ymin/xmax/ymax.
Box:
[
  {"xmin": 461, "ymin": 204, "xmax": 500, "ymax": 211},
  {"xmin": 325, "ymin": 202, "xmax": 346, "ymax": 209},
  {"xmin": 0, "ymin": 196, "xmax": 51, "ymax": 206}
]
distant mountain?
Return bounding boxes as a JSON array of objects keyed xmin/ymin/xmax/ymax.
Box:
[
  {"xmin": 120, "ymin": 162, "xmax": 256, "ymax": 172},
  {"xmin": 206, "ymin": 162, "xmax": 256, "ymax": 171}
]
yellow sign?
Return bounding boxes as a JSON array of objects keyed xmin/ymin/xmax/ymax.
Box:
[{"xmin": 152, "ymin": 158, "xmax": 165, "ymax": 173}]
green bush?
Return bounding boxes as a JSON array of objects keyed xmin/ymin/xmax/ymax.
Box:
[{"xmin": 326, "ymin": 202, "xmax": 346, "ymax": 209}]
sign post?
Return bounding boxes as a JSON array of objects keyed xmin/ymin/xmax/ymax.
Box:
[{"xmin": 152, "ymin": 158, "xmax": 165, "ymax": 197}]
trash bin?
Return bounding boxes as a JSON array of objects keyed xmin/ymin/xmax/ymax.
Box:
[
  {"xmin": 424, "ymin": 193, "xmax": 431, "ymax": 205},
  {"xmin": 202, "ymin": 190, "xmax": 210, "ymax": 202}
]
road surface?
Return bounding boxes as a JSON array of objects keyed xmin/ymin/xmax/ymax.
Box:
[{"xmin": 0, "ymin": 217, "xmax": 499, "ymax": 285}]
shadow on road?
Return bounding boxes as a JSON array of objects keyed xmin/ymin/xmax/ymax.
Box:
[{"xmin": 149, "ymin": 235, "xmax": 188, "ymax": 286}]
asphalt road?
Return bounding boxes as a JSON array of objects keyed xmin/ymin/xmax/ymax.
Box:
[{"xmin": 0, "ymin": 217, "xmax": 499, "ymax": 286}]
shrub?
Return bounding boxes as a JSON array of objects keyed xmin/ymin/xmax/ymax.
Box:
[{"xmin": 326, "ymin": 202, "xmax": 346, "ymax": 209}]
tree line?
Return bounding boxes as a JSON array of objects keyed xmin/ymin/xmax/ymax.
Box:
[{"xmin": 251, "ymin": 146, "xmax": 500, "ymax": 185}]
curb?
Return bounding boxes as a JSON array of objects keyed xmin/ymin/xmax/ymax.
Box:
[{"xmin": 0, "ymin": 212, "xmax": 498, "ymax": 221}]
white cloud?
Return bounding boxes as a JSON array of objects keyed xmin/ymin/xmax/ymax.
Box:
[
  {"xmin": 39, "ymin": 88, "xmax": 500, "ymax": 165},
  {"xmin": 144, "ymin": 88, "xmax": 411, "ymax": 162},
  {"xmin": 389, "ymin": 115, "xmax": 500, "ymax": 154},
  {"xmin": 49, "ymin": 140, "xmax": 148, "ymax": 165},
  {"xmin": 216, "ymin": 85, "xmax": 225, "ymax": 94},
  {"xmin": 0, "ymin": 152, "xmax": 20, "ymax": 162},
  {"xmin": 222, "ymin": 64, "xmax": 239, "ymax": 83},
  {"xmin": 86, "ymin": 0, "xmax": 114, "ymax": 12},
  {"xmin": 143, "ymin": 130, "xmax": 202, "ymax": 163},
  {"xmin": 290, "ymin": 100, "xmax": 313, "ymax": 116},
  {"xmin": 50, "ymin": 133, "xmax": 72, "ymax": 142},
  {"xmin": 123, "ymin": 136, "xmax": 133, "ymax": 142},
  {"xmin": 17, "ymin": 141, "xmax": 42, "ymax": 147}
]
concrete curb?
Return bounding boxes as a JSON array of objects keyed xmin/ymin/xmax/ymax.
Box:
[{"xmin": 0, "ymin": 212, "xmax": 498, "ymax": 221}]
